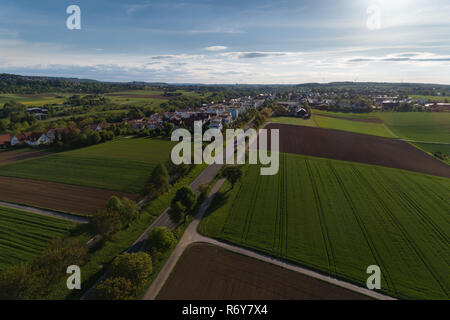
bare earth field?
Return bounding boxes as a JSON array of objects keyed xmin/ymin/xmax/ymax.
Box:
[
  {"xmin": 0, "ymin": 176, "xmax": 139, "ymax": 215},
  {"xmin": 157, "ymin": 244, "xmax": 371, "ymax": 300},
  {"xmin": 266, "ymin": 123, "xmax": 450, "ymax": 178},
  {"xmin": 0, "ymin": 150, "xmax": 50, "ymax": 166}
]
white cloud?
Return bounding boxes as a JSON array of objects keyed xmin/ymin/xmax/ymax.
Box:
[{"xmin": 204, "ymin": 46, "xmax": 228, "ymax": 51}]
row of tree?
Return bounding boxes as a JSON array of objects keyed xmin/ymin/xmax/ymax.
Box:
[{"xmin": 0, "ymin": 238, "xmax": 88, "ymax": 300}]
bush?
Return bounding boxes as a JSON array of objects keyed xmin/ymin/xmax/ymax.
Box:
[
  {"xmin": 90, "ymin": 208, "xmax": 122, "ymax": 238},
  {"xmin": 109, "ymin": 252, "xmax": 152, "ymax": 289},
  {"xmin": 146, "ymin": 227, "xmax": 176, "ymax": 260},
  {"xmin": 92, "ymin": 277, "xmax": 135, "ymax": 300}
]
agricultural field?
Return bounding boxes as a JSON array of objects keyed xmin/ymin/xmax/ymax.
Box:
[
  {"xmin": 411, "ymin": 143, "xmax": 450, "ymax": 165},
  {"xmin": 313, "ymin": 114, "xmax": 396, "ymax": 138},
  {"xmin": 0, "ymin": 206, "xmax": 75, "ymax": 270},
  {"xmin": 0, "ymin": 176, "xmax": 138, "ymax": 216},
  {"xmin": 270, "ymin": 116, "xmax": 317, "ymax": 127},
  {"xmin": 312, "ymin": 109, "xmax": 379, "ymax": 120},
  {"xmin": 377, "ymin": 112, "xmax": 450, "ymax": 143},
  {"xmin": 0, "ymin": 149, "xmax": 51, "ymax": 166},
  {"xmin": 104, "ymin": 89, "xmax": 204, "ymax": 106},
  {"xmin": 268, "ymin": 123, "xmax": 450, "ymax": 178},
  {"xmin": 0, "ymin": 93, "xmax": 67, "ymax": 107},
  {"xmin": 410, "ymin": 95, "xmax": 450, "ymax": 103},
  {"xmin": 199, "ymin": 153, "xmax": 450, "ymax": 299},
  {"xmin": 0, "ymin": 137, "xmax": 176, "ymax": 193},
  {"xmin": 158, "ymin": 244, "xmax": 370, "ymax": 300}
]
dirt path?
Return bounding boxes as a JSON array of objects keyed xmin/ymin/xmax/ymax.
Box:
[{"xmin": 0, "ymin": 201, "xmax": 88, "ymax": 223}]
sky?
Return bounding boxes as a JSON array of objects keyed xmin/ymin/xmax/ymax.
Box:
[{"xmin": 0, "ymin": 0, "xmax": 449, "ymax": 84}]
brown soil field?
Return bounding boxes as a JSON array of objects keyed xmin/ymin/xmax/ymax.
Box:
[
  {"xmin": 0, "ymin": 176, "xmax": 139, "ymax": 215},
  {"xmin": 265, "ymin": 123, "xmax": 450, "ymax": 178},
  {"xmin": 158, "ymin": 244, "xmax": 371, "ymax": 300},
  {"xmin": 0, "ymin": 150, "xmax": 51, "ymax": 166}
]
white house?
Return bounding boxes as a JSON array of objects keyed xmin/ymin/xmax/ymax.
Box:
[{"xmin": 26, "ymin": 132, "xmax": 51, "ymax": 146}]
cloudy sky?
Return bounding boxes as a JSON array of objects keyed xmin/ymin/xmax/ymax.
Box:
[{"xmin": 0, "ymin": 0, "xmax": 449, "ymax": 84}]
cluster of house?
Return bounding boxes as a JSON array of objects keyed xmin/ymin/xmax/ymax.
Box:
[
  {"xmin": 26, "ymin": 107, "xmax": 49, "ymax": 120},
  {"xmin": 0, "ymin": 98, "xmax": 259, "ymax": 148},
  {"xmin": 0, "ymin": 123, "xmax": 111, "ymax": 148},
  {"xmin": 277, "ymin": 102, "xmax": 310, "ymax": 118},
  {"xmin": 125, "ymin": 102, "xmax": 255, "ymax": 132}
]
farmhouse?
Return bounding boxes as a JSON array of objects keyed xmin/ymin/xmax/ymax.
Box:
[
  {"xmin": 26, "ymin": 132, "xmax": 51, "ymax": 146},
  {"xmin": 47, "ymin": 127, "xmax": 71, "ymax": 141},
  {"xmin": 0, "ymin": 134, "xmax": 11, "ymax": 148},
  {"xmin": 10, "ymin": 132, "xmax": 32, "ymax": 146},
  {"xmin": 90, "ymin": 123, "xmax": 111, "ymax": 131}
]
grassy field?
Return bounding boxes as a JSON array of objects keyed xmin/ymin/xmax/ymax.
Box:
[
  {"xmin": 0, "ymin": 138, "xmax": 176, "ymax": 193},
  {"xmin": 270, "ymin": 116, "xmax": 317, "ymax": 127},
  {"xmin": 199, "ymin": 153, "xmax": 450, "ymax": 300},
  {"xmin": 0, "ymin": 206, "xmax": 74, "ymax": 270},
  {"xmin": 312, "ymin": 109, "xmax": 379, "ymax": 119},
  {"xmin": 313, "ymin": 115, "xmax": 397, "ymax": 138},
  {"xmin": 410, "ymin": 95, "xmax": 450, "ymax": 103},
  {"xmin": 377, "ymin": 112, "xmax": 450, "ymax": 143},
  {"xmin": 411, "ymin": 143, "xmax": 450, "ymax": 165},
  {"xmin": 0, "ymin": 94, "xmax": 67, "ymax": 107},
  {"xmin": 273, "ymin": 111, "xmax": 396, "ymax": 138}
]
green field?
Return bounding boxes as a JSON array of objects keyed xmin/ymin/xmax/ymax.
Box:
[
  {"xmin": 199, "ymin": 153, "xmax": 450, "ymax": 299},
  {"xmin": 0, "ymin": 206, "xmax": 74, "ymax": 270},
  {"xmin": 411, "ymin": 143, "xmax": 450, "ymax": 165},
  {"xmin": 270, "ymin": 116, "xmax": 317, "ymax": 127},
  {"xmin": 312, "ymin": 109, "xmax": 379, "ymax": 119},
  {"xmin": 377, "ymin": 112, "xmax": 450, "ymax": 143},
  {"xmin": 410, "ymin": 95, "xmax": 450, "ymax": 103},
  {"xmin": 273, "ymin": 111, "xmax": 397, "ymax": 138},
  {"xmin": 0, "ymin": 94, "xmax": 67, "ymax": 107},
  {"xmin": 313, "ymin": 115, "xmax": 396, "ymax": 138},
  {"xmin": 0, "ymin": 138, "xmax": 176, "ymax": 193}
]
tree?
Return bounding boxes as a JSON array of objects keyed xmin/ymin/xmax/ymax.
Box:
[
  {"xmin": 168, "ymin": 201, "xmax": 187, "ymax": 225},
  {"xmin": 197, "ymin": 183, "xmax": 209, "ymax": 202},
  {"xmin": 34, "ymin": 238, "xmax": 89, "ymax": 285},
  {"xmin": 93, "ymin": 277, "xmax": 135, "ymax": 300},
  {"xmin": 163, "ymin": 122, "xmax": 174, "ymax": 136},
  {"xmin": 109, "ymin": 252, "xmax": 152, "ymax": 289},
  {"xmin": 0, "ymin": 263, "xmax": 45, "ymax": 300},
  {"xmin": 148, "ymin": 163, "xmax": 170, "ymax": 197},
  {"xmin": 118, "ymin": 197, "xmax": 139, "ymax": 226},
  {"xmin": 169, "ymin": 187, "xmax": 197, "ymax": 223},
  {"xmin": 222, "ymin": 166, "xmax": 243, "ymax": 189},
  {"xmin": 90, "ymin": 208, "xmax": 122, "ymax": 238},
  {"xmin": 146, "ymin": 227, "xmax": 176, "ymax": 260},
  {"xmin": 106, "ymin": 196, "xmax": 138, "ymax": 227}
]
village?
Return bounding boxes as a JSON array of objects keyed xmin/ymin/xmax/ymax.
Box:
[{"xmin": 0, "ymin": 96, "xmax": 263, "ymax": 149}]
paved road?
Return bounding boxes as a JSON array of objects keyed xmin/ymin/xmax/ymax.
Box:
[
  {"xmin": 0, "ymin": 201, "xmax": 88, "ymax": 224},
  {"xmin": 143, "ymin": 178, "xmax": 395, "ymax": 301}
]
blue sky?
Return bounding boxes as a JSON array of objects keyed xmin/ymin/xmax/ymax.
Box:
[{"xmin": 0, "ymin": 0, "xmax": 449, "ymax": 84}]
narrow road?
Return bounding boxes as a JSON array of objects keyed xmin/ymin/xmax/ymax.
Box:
[
  {"xmin": 142, "ymin": 178, "xmax": 396, "ymax": 301},
  {"xmin": 82, "ymin": 120, "xmax": 257, "ymax": 299},
  {"xmin": 0, "ymin": 201, "xmax": 88, "ymax": 224}
]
